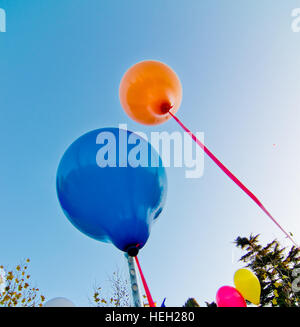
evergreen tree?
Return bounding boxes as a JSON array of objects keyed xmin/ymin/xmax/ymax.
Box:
[
  {"xmin": 235, "ymin": 234, "xmax": 300, "ymax": 307},
  {"xmin": 183, "ymin": 298, "xmax": 200, "ymax": 307},
  {"xmin": 205, "ymin": 301, "xmax": 217, "ymax": 307}
]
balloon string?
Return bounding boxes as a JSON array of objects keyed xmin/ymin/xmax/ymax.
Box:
[
  {"xmin": 169, "ymin": 111, "xmax": 298, "ymax": 247},
  {"xmin": 134, "ymin": 256, "xmax": 156, "ymax": 307}
]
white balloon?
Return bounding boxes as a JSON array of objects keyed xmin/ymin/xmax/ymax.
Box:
[{"xmin": 44, "ymin": 297, "xmax": 76, "ymax": 307}]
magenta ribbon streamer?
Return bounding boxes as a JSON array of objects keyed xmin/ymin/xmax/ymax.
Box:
[
  {"xmin": 169, "ymin": 111, "xmax": 298, "ymax": 247},
  {"xmin": 134, "ymin": 256, "xmax": 156, "ymax": 307}
]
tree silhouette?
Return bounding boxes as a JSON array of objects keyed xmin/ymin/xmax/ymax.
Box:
[{"xmin": 235, "ymin": 234, "xmax": 300, "ymax": 307}]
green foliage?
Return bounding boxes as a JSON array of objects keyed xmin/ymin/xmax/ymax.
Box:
[
  {"xmin": 235, "ymin": 234, "xmax": 300, "ymax": 307},
  {"xmin": 183, "ymin": 298, "xmax": 200, "ymax": 307}
]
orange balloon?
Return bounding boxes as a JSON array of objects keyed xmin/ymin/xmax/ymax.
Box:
[{"xmin": 119, "ymin": 60, "xmax": 182, "ymax": 125}]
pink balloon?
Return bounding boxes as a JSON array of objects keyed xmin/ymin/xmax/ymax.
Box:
[{"xmin": 216, "ymin": 286, "xmax": 247, "ymax": 307}]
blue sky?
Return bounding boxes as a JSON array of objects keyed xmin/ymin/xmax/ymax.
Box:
[{"xmin": 0, "ymin": 0, "xmax": 300, "ymax": 306}]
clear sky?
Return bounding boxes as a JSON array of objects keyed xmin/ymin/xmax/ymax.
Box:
[{"xmin": 0, "ymin": 0, "xmax": 299, "ymax": 306}]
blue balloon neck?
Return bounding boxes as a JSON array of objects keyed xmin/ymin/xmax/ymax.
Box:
[{"xmin": 126, "ymin": 244, "xmax": 140, "ymax": 257}]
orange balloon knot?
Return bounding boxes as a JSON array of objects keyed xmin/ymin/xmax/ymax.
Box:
[{"xmin": 160, "ymin": 102, "xmax": 174, "ymax": 114}]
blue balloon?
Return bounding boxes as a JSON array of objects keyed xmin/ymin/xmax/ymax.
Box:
[{"xmin": 56, "ymin": 128, "xmax": 167, "ymax": 254}]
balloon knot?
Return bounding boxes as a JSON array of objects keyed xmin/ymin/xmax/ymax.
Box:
[
  {"xmin": 126, "ymin": 244, "xmax": 140, "ymax": 257},
  {"xmin": 160, "ymin": 102, "xmax": 173, "ymax": 114}
]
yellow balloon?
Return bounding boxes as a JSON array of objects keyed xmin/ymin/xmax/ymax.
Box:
[{"xmin": 234, "ymin": 268, "xmax": 261, "ymax": 305}]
